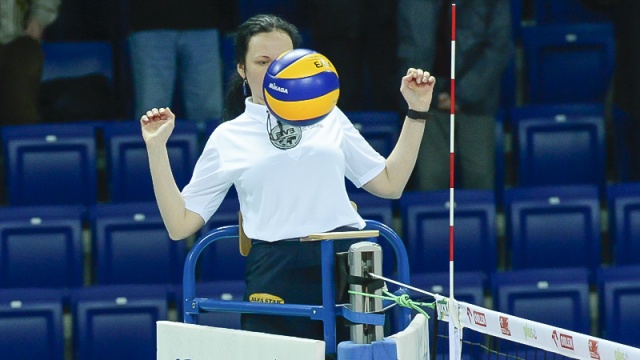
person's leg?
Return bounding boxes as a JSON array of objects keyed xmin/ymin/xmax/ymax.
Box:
[
  {"xmin": 178, "ymin": 29, "xmax": 223, "ymax": 122},
  {"xmin": 241, "ymin": 236, "xmax": 359, "ymax": 341},
  {"xmin": 307, "ymin": 0, "xmax": 364, "ymax": 111},
  {"xmin": 415, "ymin": 110, "xmax": 450, "ymax": 190},
  {"xmin": 397, "ymin": 0, "xmax": 438, "ymax": 79},
  {"xmin": 241, "ymin": 240, "xmax": 324, "ymax": 340},
  {"xmin": 0, "ymin": 36, "xmax": 43, "ymax": 124},
  {"xmin": 456, "ymin": 113, "xmax": 496, "ymax": 189},
  {"xmin": 128, "ymin": 30, "xmax": 178, "ymax": 118}
]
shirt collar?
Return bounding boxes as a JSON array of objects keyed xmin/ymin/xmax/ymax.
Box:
[{"xmin": 245, "ymin": 97, "xmax": 270, "ymax": 124}]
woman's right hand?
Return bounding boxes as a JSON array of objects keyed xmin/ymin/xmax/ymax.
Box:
[{"xmin": 141, "ymin": 107, "xmax": 175, "ymax": 146}]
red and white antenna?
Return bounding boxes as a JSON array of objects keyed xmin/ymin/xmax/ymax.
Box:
[
  {"xmin": 449, "ymin": 2, "xmax": 457, "ymax": 308},
  {"xmin": 448, "ymin": 3, "xmax": 462, "ymax": 359}
]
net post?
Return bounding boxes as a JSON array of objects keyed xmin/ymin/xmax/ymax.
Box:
[{"xmin": 348, "ymin": 242, "xmax": 384, "ymax": 344}]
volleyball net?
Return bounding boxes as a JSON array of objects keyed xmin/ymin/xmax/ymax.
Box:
[{"xmin": 406, "ymin": 291, "xmax": 640, "ymax": 360}]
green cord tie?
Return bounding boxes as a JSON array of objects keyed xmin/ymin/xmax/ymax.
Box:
[{"xmin": 348, "ymin": 289, "xmax": 435, "ymax": 319}]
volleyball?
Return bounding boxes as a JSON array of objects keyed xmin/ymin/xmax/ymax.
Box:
[{"xmin": 262, "ymin": 48, "xmax": 340, "ymax": 126}]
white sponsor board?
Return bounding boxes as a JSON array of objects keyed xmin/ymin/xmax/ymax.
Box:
[{"xmin": 157, "ymin": 321, "xmax": 325, "ymax": 360}]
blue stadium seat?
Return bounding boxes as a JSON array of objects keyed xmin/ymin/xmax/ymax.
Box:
[
  {"xmin": 89, "ymin": 202, "xmax": 187, "ymax": 285},
  {"xmin": 597, "ymin": 265, "xmax": 640, "ymax": 347},
  {"xmin": 343, "ymin": 111, "xmax": 400, "ymax": 194},
  {"xmin": 71, "ymin": 284, "xmax": 169, "ymax": 360},
  {"xmin": 492, "ymin": 268, "xmax": 591, "ymax": 334},
  {"xmin": 346, "ymin": 111, "xmax": 400, "ymax": 158},
  {"xmin": 410, "ymin": 271, "xmax": 485, "ymax": 306},
  {"xmin": 410, "ymin": 271, "xmax": 486, "ymax": 358},
  {"xmin": 533, "ymin": 0, "xmax": 611, "ymax": 25},
  {"xmin": 349, "ymin": 192, "xmax": 396, "ymax": 276},
  {"xmin": 238, "ymin": 0, "xmax": 302, "ymax": 24},
  {"xmin": 221, "ymin": 32, "xmax": 236, "ymax": 92},
  {"xmin": 504, "ymin": 185, "xmax": 601, "ymax": 271},
  {"xmin": 1, "ymin": 123, "xmax": 98, "ymax": 206},
  {"xmin": 500, "ymin": 51, "xmax": 518, "ymax": 111},
  {"xmin": 41, "ymin": 41, "xmax": 114, "ymax": 82},
  {"xmin": 495, "ymin": 111, "xmax": 506, "ymax": 203},
  {"xmin": 0, "ymin": 288, "xmax": 65, "ymax": 360},
  {"xmin": 509, "ymin": 0, "xmax": 524, "ymax": 43},
  {"xmin": 511, "ymin": 104, "xmax": 606, "ymax": 188},
  {"xmin": 400, "ymin": 190, "xmax": 497, "ymax": 276},
  {"xmin": 0, "ymin": 205, "xmax": 84, "ymax": 288},
  {"xmin": 521, "ymin": 23, "xmax": 615, "ymax": 104},
  {"xmin": 176, "ymin": 280, "xmax": 245, "ymax": 328},
  {"xmin": 103, "ymin": 120, "xmax": 200, "ymax": 202},
  {"xmin": 197, "ymin": 197, "xmax": 245, "ymax": 282},
  {"xmin": 612, "ymin": 107, "xmax": 635, "ymax": 182},
  {"xmin": 606, "ymin": 182, "xmax": 640, "ymax": 266}
]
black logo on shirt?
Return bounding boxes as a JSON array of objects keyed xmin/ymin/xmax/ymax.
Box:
[{"xmin": 269, "ymin": 122, "xmax": 302, "ymax": 150}]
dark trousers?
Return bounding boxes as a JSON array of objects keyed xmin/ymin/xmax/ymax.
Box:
[
  {"xmin": 416, "ymin": 110, "xmax": 496, "ymax": 190},
  {"xmin": 241, "ymin": 237, "xmax": 358, "ymax": 342},
  {"xmin": 0, "ymin": 36, "xmax": 43, "ymax": 125}
]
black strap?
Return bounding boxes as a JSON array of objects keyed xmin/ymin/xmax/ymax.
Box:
[{"xmin": 347, "ymin": 274, "xmax": 385, "ymax": 291}]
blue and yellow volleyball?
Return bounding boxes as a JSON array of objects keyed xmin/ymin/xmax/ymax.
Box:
[{"xmin": 263, "ymin": 48, "xmax": 340, "ymax": 126}]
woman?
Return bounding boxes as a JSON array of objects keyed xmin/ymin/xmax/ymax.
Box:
[{"xmin": 141, "ymin": 14, "xmax": 435, "ymax": 341}]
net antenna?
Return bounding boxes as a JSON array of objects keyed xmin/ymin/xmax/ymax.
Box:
[{"xmin": 448, "ymin": 3, "xmax": 463, "ymax": 359}]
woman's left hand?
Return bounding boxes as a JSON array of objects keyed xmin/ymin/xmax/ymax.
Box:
[{"xmin": 400, "ymin": 68, "xmax": 436, "ymax": 112}]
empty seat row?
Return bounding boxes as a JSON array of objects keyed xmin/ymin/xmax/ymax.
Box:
[
  {"xmin": 1, "ymin": 101, "xmax": 612, "ymax": 208},
  {"xmin": 40, "ymin": 11, "xmax": 616, "ymax": 113},
  {"xmin": 403, "ymin": 182, "xmax": 640, "ymax": 276},
  {"xmin": 0, "ymin": 198, "xmax": 246, "ymax": 290},
  {"xmin": 410, "ymin": 265, "xmax": 640, "ymax": 348},
  {"xmin": 0, "ymin": 111, "xmax": 400, "ymax": 206},
  {"xmin": 3, "ymin": 182, "xmax": 640, "ymax": 292},
  {"xmin": 0, "ymin": 281, "xmax": 245, "ymax": 360},
  {"xmin": 2, "ymin": 265, "xmax": 638, "ymax": 359}
]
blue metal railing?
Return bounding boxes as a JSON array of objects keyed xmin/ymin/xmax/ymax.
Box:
[{"xmin": 182, "ymin": 220, "xmax": 411, "ymax": 356}]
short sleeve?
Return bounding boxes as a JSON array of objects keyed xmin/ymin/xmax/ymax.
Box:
[
  {"xmin": 181, "ymin": 136, "xmax": 233, "ymax": 223},
  {"xmin": 338, "ymin": 110, "xmax": 387, "ymax": 188}
]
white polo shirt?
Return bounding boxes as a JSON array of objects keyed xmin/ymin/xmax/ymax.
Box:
[{"xmin": 181, "ymin": 99, "xmax": 386, "ymax": 241}]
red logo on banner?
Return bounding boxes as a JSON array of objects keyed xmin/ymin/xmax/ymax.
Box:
[
  {"xmin": 499, "ymin": 316, "xmax": 511, "ymax": 336},
  {"xmin": 472, "ymin": 310, "xmax": 487, "ymax": 327},
  {"xmin": 552, "ymin": 330, "xmax": 575, "ymax": 350},
  {"xmin": 588, "ymin": 339, "xmax": 601, "ymax": 359}
]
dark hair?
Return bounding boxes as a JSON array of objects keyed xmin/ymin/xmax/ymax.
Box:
[{"xmin": 222, "ymin": 14, "xmax": 302, "ymax": 121}]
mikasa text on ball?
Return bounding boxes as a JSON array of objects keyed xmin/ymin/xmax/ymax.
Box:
[{"xmin": 263, "ymin": 48, "xmax": 340, "ymax": 126}]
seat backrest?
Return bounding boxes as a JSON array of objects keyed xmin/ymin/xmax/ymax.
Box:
[
  {"xmin": 89, "ymin": 202, "xmax": 186, "ymax": 285},
  {"xmin": 597, "ymin": 265, "xmax": 640, "ymax": 347},
  {"xmin": 346, "ymin": 111, "xmax": 400, "ymax": 158},
  {"xmin": 504, "ymin": 185, "xmax": 601, "ymax": 271},
  {"xmin": 410, "ymin": 271, "xmax": 486, "ymax": 306},
  {"xmin": 103, "ymin": 120, "xmax": 200, "ymax": 202},
  {"xmin": 492, "ymin": 268, "xmax": 591, "ymax": 334},
  {"xmin": 238, "ymin": 0, "xmax": 302, "ymax": 24},
  {"xmin": 410, "ymin": 271, "xmax": 486, "ymax": 357},
  {"xmin": 512, "ymin": 104, "xmax": 606, "ymax": 188},
  {"xmin": 198, "ymin": 197, "xmax": 245, "ymax": 282},
  {"xmin": 1, "ymin": 123, "xmax": 97, "ymax": 206},
  {"xmin": 71, "ymin": 284, "xmax": 168, "ymax": 360},
  {"xmin": 0, "ymin": 205, "xmax": 84, "ymax": 288},
  {"xmin": 606, "ymin": 183, "xmax": 640, "ymax": 266},
  {"xmin": 0, "ymin": 288, "xmax": 65, "ymax": 360},
  {"xmin": 41, "ymin": 41, "xmax": 114, "ymax": 82},
  {"xmin": 342, "ymin": 111, "xmax": 399, "ymax": 194},
  {"xmin": 348, "ymin": 192, "xmax": 396, "ymax": 276},
  {"xmin": 400, "ymin": 190, "xmax": 497, "ymax": 276},
  {"xmin": 533, "ymin": 0, "xmax": 611, "ymax": 25},
  {"xmin": 521, "ymin": 23, "xmax": 615, "ymax": 104}
]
